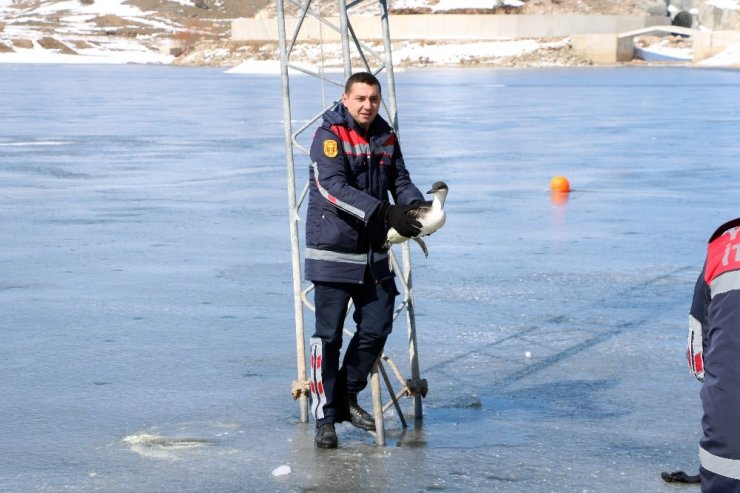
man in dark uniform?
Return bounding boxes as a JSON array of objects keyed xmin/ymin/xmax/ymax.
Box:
[
  {"xmin": 305, "ymin": 72, "xmax": 424, "ymax": 448},
  {"xmin": 688, "ymin": 217, "xmax": 740, "ymax": 491}
]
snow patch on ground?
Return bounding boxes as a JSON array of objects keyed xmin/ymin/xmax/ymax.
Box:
[
  {"xmin": 705, "ymin": 0, "xmax": 740, "ymax": 10},
  {"xmin": 394, "ymin": 39, "xmax": 542, "ymax": 64}
]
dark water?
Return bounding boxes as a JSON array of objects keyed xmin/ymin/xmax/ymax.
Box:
[{"xmin": 1, "ymin": 64, "xmax": 738, "ymax": 492}]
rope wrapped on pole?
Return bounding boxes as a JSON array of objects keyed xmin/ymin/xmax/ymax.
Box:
[
  {"xmin": 406, "ymin": 378, "xmax": 428, "ymax": 398},
  {"xmin": 291, "ymin": 379, "xmax": 311, "ymax": 400}
]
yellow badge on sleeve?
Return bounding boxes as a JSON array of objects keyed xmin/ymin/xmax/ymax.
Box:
[{"xmin": 323, "ymin": 139, "xmax": 338, "ymax": 158}]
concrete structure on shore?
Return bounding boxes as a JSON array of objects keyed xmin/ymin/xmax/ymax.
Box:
[
  {"xmin": 232, "ymin": 14, "xmax": 670, "ymax": 42},
  {"xmin": 692, "ymin": 29, "xmax": 740, "ymax": 61},
  {"xmin": 231, "ymin": 14, "xmax": 740, "ymax": 65},
  {"xmin": 572, "ymin": 25, "xmax": 740, "ymax": 64}
]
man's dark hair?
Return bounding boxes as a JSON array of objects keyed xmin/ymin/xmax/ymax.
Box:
[{"xmin": 344, "ymin": 72, "xmax": 381, "ymax": 94}]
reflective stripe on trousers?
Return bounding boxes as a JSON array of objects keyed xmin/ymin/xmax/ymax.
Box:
[
  {"xmin": 701, "ymin": 447, "xmax": 740, "ymax": 481},
  {"xmin": 309, "ymin": 337, "xmax": 326, "ymax": 421}
]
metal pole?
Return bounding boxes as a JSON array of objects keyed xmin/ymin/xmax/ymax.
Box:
[
  {"xmin": 337, "ymin": 0, "xmax": 353, "ymax": 77},
  {"xmin": 404, "ymin": 248, "xmax": 423, "ymax": 421},
  {"xmin": 379, "ymin": 0, "xmax": 399, "ymax": 132},
  {"xmin": 370, "ymin": 362, "xmax": 385, "ymax": 445},
  {"xmin": 379, "ymin": 0, "xmax": 424, "ymax": 421},
  {"xmin": 378, "ymin": 360, "xmax": 408, "ymax": 428},
  {"xmin": 277, "ymin": 0, "xmax": 308, "ymax": 423}
]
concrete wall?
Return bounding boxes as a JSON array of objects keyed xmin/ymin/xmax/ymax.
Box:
[
  {"xmin": 697, "ymin": 6, "xmax": 739, "ymax": 31},
  {"xmin": 571, "ymin": 34, "xmax": 636, "ymax": 65},
  {"xmin": 234, "ymin": 14, "xmax": 739, "ymax": 65},
  {"xmin": 693, "ymin": 29, "xmax": 740, "ymax": 60},
  {"xmin": 571, "ymin": 29, "xmax": 740, "ymax": 64},
  {"xmin": 231, "ymin": 14, "xmax": 670, "ymax": 42}
]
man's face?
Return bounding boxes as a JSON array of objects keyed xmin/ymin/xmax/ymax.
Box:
[{"xmin": 342, "ymin": 82, "xmax": 381, "ymax": 131}]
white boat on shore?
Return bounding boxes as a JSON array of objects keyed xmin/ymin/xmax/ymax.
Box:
[{"xmin": 634, "ymin": 44, "xmax": 692, "ymax": 62}]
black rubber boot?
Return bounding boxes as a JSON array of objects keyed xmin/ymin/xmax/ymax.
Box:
[
  {"xmin": 315, "ymin": 423, "xmax": 338, "ymax": 449},
  {"xmin": 344, "ymin": 394, "xmax": 376, "ymax": 432}
]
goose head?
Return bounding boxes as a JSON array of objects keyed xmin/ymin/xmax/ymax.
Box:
[{"xmin": 427, "ymin": 181, "xmax": 448, "ymax": 207}]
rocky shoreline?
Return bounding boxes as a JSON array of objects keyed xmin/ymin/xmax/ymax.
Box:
[
  {"xmin": 173, "ymin": 37, "xmax": 599, "ymax": 69},
  {"xmin": 172, "ymin": 36, "xmax": 715, "ymax": 70}
]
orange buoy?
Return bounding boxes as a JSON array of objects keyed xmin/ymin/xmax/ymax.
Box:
[{"xmin": 550, "ymin": 175, "xmax": 570, "ymax": 193}]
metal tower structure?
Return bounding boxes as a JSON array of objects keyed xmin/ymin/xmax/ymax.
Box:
[{"xmin": 276, "ymin": 0, "xmax": 427, "ymax": 446}]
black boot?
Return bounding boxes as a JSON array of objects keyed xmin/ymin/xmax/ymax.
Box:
[
  {"xmin": 343, "ymin": 394, "xmax": 376, "ymax": 432},
  {"xmin": 315, "ymin": 423, "xmax": 338, "ymax": 449}
]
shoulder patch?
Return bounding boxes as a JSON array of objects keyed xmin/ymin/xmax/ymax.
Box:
[{"xmin": 323, "ymin": 139, "xmax": 338, "ymax": 158}]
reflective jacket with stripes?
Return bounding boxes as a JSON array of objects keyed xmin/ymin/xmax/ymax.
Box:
[
  {"xmin": 690, "ymin": 217, "xmax": 740, "ymax": 480},
  {"xmin": 304, "ymin": 103, "xmax": 424, "ymax": 284}
]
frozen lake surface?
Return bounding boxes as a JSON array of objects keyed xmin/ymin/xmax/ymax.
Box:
[{"xmin": 1, "ymin": 64, "xmax": 739, "ymax": 492}]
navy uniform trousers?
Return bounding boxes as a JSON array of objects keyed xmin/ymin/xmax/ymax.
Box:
[{"xmin": 309, "ymin": 269, "xmax": 398, "ymax": 427}]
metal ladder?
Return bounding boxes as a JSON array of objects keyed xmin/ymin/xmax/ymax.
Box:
[{"xmin": 276, "ymin": 0, "xmax": 427, "ymax": 445}]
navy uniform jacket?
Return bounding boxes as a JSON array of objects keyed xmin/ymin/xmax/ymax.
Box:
[
  {"xmin": 689, "ymin": 217, "xmax": 740, "ymax": 485},
  {"xmin": 304, "ymin": 103, "xmax": 423, "ymax": 284}
]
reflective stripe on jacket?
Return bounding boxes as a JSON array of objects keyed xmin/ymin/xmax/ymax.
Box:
[{"xmin": 304, "ymin": 103, "xmax": 423, "ymax": 284}]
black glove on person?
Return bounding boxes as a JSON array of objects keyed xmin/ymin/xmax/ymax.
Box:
[{"xmin": 377, "ymin": 201, "xmax": 422, "ymax": 238}]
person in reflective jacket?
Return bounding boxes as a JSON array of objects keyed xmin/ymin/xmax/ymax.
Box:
[
  {"xmin": 688, "ymin": 217, "xmax": 740, "ymax": 491},
  {"xmin": 305, "ymin": 72, "xmax": 424, "ymax": 448}
]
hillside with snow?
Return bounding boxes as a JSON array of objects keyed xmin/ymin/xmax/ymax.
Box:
[
  {"xmin": 0, "ymin": 0, "xmax": 738, "ymax": 67},
  {"xmin": 0, "ymin": 0, "xmax": 265, "ymax": 63}
]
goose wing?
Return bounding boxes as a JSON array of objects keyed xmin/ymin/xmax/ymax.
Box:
[{"xmin": 406, "ymin": 201, "xmax": 432, "ymax": 221}]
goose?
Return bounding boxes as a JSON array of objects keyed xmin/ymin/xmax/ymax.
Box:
[{"xmin": 386, "ymin": 181, "xmax": 448, "ymax": 257}]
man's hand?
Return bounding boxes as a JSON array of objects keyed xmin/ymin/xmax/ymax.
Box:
[{"xmin": 384, "ymin": 203, "xmax": 421, "ymax": 237}]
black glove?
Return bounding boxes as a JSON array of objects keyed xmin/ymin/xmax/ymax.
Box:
[
  {"xmin": 381, "ymin": 201, "xmax": 421, "ymax": 238},
  {"xmin": 661, "ymin": 471, "xmax": 700, "ymax": 484}
]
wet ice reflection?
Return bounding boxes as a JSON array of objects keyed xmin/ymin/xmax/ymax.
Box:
[{"xmin": 1, "ymin": 64, "xmax": 738, "ymax": 492}]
